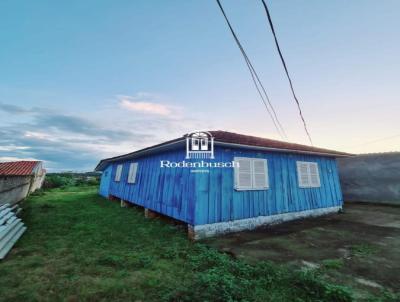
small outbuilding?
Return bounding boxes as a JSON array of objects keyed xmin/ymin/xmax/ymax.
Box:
[
  {"xmin": 0, "ymin": 161, "xmax": 46, "ymax": 206},
  {"xmin": 95, "ymin": 131, "xmax": 350, "ymax": 239}
]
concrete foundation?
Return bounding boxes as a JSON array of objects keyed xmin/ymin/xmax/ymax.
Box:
[{"xmin": 190, "ymin": 206, "xmax": 341, "ymax": 240}]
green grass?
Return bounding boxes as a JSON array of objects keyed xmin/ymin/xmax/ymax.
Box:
[
  {"xmin": 0, "ymin": 186, "xmax": 380, "ymax": 301},
  {"xmin": 322, "ymin": 259, "xmax": 345, "ymax": 270},
  {"xmin": 350, "ymin": 244, "xmax": 378, "ymax": 258}
]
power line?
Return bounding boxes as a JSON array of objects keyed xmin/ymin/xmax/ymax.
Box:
[
  {"xmin": 260, "ymin": 0, "xmax": 313, "ymax": 145},
  {"xmin": 216, "ymin": 0, "xmax": 288, "ymax": 140}
]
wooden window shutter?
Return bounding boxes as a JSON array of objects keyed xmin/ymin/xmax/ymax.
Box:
[
  {"xmin": 297, "ymin": 161, "xmax": 310, "ymax": 188},
  {"xmin": 127, "ymin": 163, "xmax": 138, "ymax": 184},
  {"xmin": 252, "ymin": 159, "xmax": 269, "ymax": 189},
  {"xmin": 115, "ymin": 164, "xmax": 123, "ymax": 182},
  {"xmin": 309, "ymin": 162, "xmax": 320, "ymax": 187},
  {"xmin": 297, "ymin": 161, "xmax": 321, "ymax": 188},
  {"xmin": 234, "ymin": 157, "xmax": 252, "ymax": 190}
]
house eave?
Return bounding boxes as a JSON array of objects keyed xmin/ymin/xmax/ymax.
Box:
[
  {"xmin": 95, "ymin": 139, "xmax": 186, "ymax": 171},
  {"xmin": 215, "ymin": 141, "xmax": 351, "ymax": 158},
  {"xmin": 95, "ymin": 139, "xmax": 350, "ymax": 172}
]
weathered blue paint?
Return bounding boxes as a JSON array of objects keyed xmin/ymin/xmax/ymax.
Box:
[
  {"xmin": 100, "ymin": 145, "xmax": 343, "ymax": 226},
  {"xmin": 99, "ymin": 165, "xmax": 112, "ymax": 198},
  {"xmin": 194, "ymin": 146, "xmax": 342, "ymax": 225},
  {"xmin": 108, "ymin": 149, "xmax": 196, "ymax": 224}
]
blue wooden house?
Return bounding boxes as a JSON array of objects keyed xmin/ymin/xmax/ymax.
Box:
[{"xmin": 95, "ymin": 131, "xmax": 349, "ymax": 239}]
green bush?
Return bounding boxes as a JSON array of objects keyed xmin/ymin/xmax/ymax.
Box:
[
  {"xmin": 43, "ymin": 174, "xmax": 100, "ymax": 189},
  {"xmin": 43, "ymin": 174, "xmax": 76, "ymax": 189}
]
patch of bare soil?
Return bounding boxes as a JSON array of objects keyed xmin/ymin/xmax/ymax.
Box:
[{"xmin": 204, "ymin": 203, "xmax": 400, "ymax": 297}]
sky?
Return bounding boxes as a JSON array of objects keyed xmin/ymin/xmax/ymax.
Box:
[{"xmin": 0, "ymin": 0, "xmax": 399, "ymax": 172}]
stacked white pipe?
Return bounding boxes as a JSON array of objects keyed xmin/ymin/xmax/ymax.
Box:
[{"xmin": 0, "ymin": 203, "xmax": 26, "ymax": 260}]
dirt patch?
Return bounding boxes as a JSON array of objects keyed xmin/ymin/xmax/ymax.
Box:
[{"xmin": 203, "ymin": 203, "xmax": 400, "ymax": 297}]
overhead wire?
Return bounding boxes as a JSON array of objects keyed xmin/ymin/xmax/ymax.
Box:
[
  {"xmin": 216, "ymin": 0, "xmax": 288, "ymax": 140},
  {"xmin": 260, "ymin": 0, "xmax": 313, "ymax": 145}
]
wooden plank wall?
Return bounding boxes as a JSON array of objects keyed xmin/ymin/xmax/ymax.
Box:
[
  {"xmin": 108, "ymin": 149, "xmax": 196, "ymax": 224},
  {"xmin": 99, "ymin": 165, "xmax": 112, "ymax": 198},
  {"xmin": 104, "ymin": 146, "xmax": 343, "ymax": 226},
  {"xmin": 194, "ymin": 147, "xmax": 343, "ymax": 225}
]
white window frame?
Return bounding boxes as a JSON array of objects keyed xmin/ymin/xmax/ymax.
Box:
[
  {"xmin": 234, "ymin": 157, "xmax": 269, "ymax": 191},
  {"xmin": 115, "ymin": 164, "xmax": 123, "ymax": 182},
  {"xmin": 127, "ymin": 162, "xmax": 138, "ymax": 184},
  {"xmin": 296, "ymin": 161, "xmax": 321, "ymax": 188}
]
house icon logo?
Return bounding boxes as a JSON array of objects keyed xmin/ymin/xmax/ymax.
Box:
[{"xmin": 185, "ymin": 131, "xmax": 214, "ymax": 159}]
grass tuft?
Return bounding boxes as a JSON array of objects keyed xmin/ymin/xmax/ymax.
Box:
[
  {"xmin": 322, "ymin": 258, "xmax": 345, "ymax": 270},
  {"xmin": 350, "ymin": 244, "xmax": 378, "ymax": 257}
]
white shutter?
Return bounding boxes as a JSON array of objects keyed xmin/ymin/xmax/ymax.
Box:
[
  {"xmin": 234, "ymin": 157, "xmax": 269, "ymax": 190},
  {"xmin": 234, "ymin": 157, "xmax": 252, "ymax": 190},
  {"xmin": 309, "ymin": 162, "xmax": 320, "ymax": 187},
  {"xmin": 252, "ymin": 159, "xmax": 269, "ymax": 189},
  {"xmin": 297, "ymin": 161, "xmax": 320, "ymax": 188},
  {"xmin": 115, "ymin": 164, "xmax": 123, "ymax": 182},
  {"xmin": 297, "ymin": 161, "xmax": 310, "ymax": 188},
  {"xmin": 127, "ymin": 163, "xmax": 138, "ymax": 184}
]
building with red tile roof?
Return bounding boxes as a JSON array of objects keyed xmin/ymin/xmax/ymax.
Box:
[
  {"xmin": 0, "ymin": 161, "xmax": 46, "ymax": 205},
  {"xmin": 0, "ymin": 161, "xmax": 42, "ymax": 176}
]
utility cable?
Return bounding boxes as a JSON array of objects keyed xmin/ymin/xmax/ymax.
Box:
[
  {"xmin": 261, "ymin": 0, "xmax": 313, "ymax": 145},
  {"xmin": 216, "ymin": 0, "xmax": 288, "ymax": 140}
]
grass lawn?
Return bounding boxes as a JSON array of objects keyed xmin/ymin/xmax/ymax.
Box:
[{"xmin": 0, "ymin": 186, "xmax": 394, "ymax": 301}]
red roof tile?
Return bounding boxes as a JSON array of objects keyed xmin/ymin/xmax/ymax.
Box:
[{"xmin": 0, "ymin": 161, "xmax": 40, "ymax": 176}]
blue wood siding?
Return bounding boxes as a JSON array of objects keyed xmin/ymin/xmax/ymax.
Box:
[
  {"xmin": 101, "ymin": 146, "xmax": 343, "ymax": 226},
  {"xmin": 194, "ymin": 146, "xmax": 343, "ymax": 225},
  {"xmin": 99, "ymin": 165, "xmax": 112, "ymax": 197},
  {"xmin": 108, "ymin": 149, "xmax": 196, "ymax": 224}
]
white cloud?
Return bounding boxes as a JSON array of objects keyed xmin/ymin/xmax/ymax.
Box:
[
  {"xmin": 0, "ymin": 93, "xmax": 201, "ymax": 171},
  {"xmin": 24, "ymin": 131, "xmax": 54, "ymax": 140},
  {"xmin": 119, "ymin": 99, "xmax": 171, "ymax": 115},
  {"xmin": 0, "ymin": 156, "xmax": 39, "ymax": 162},
  {"xmin": 0, "ymin": 146, "xmax": 30, "ymax": 151},
  {"xmin": 117, "ymin": 92, "xmax": 179, "ymax": 116}
]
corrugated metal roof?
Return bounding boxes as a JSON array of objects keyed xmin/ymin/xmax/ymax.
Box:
[
  {"xmin": 0, "ymin": 161, "xmax": 40, "ymax": 176},
  {"xmin": 95, "ymin": 130, "xmax": 352, "ymax": 171}
]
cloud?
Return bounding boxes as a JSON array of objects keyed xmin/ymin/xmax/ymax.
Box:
[
  {"xmin": 0, "ymin": 102, "xmax": 158, "ymax": 171},
  {"xmin": 117, "ymin": 92, "xmax": 178, "ymax": 116},
  {"xmin": 0, "ymin": 156, "xmax": 39, "ymax": 162},
  {"xmin": 0, "ymin": 97, "xmax": 198, "ymax": 172},
  {"xmin": 0, "ymin": 102, "xmax": 33, "ymax": 114},
  {"xmin": 0, "ymin": 146, "xmax": 30, "ymax": 151},
  {"xmin": 34, "ymin": 113, "xmax": 139, "ymax": 141},
  {"xmin": 0, "ymin": 102, "xmax": 43, "ymax": 114},
  {"xmin": 119, "ymin": 99, "xmax": 171, "ymax": 115}
]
